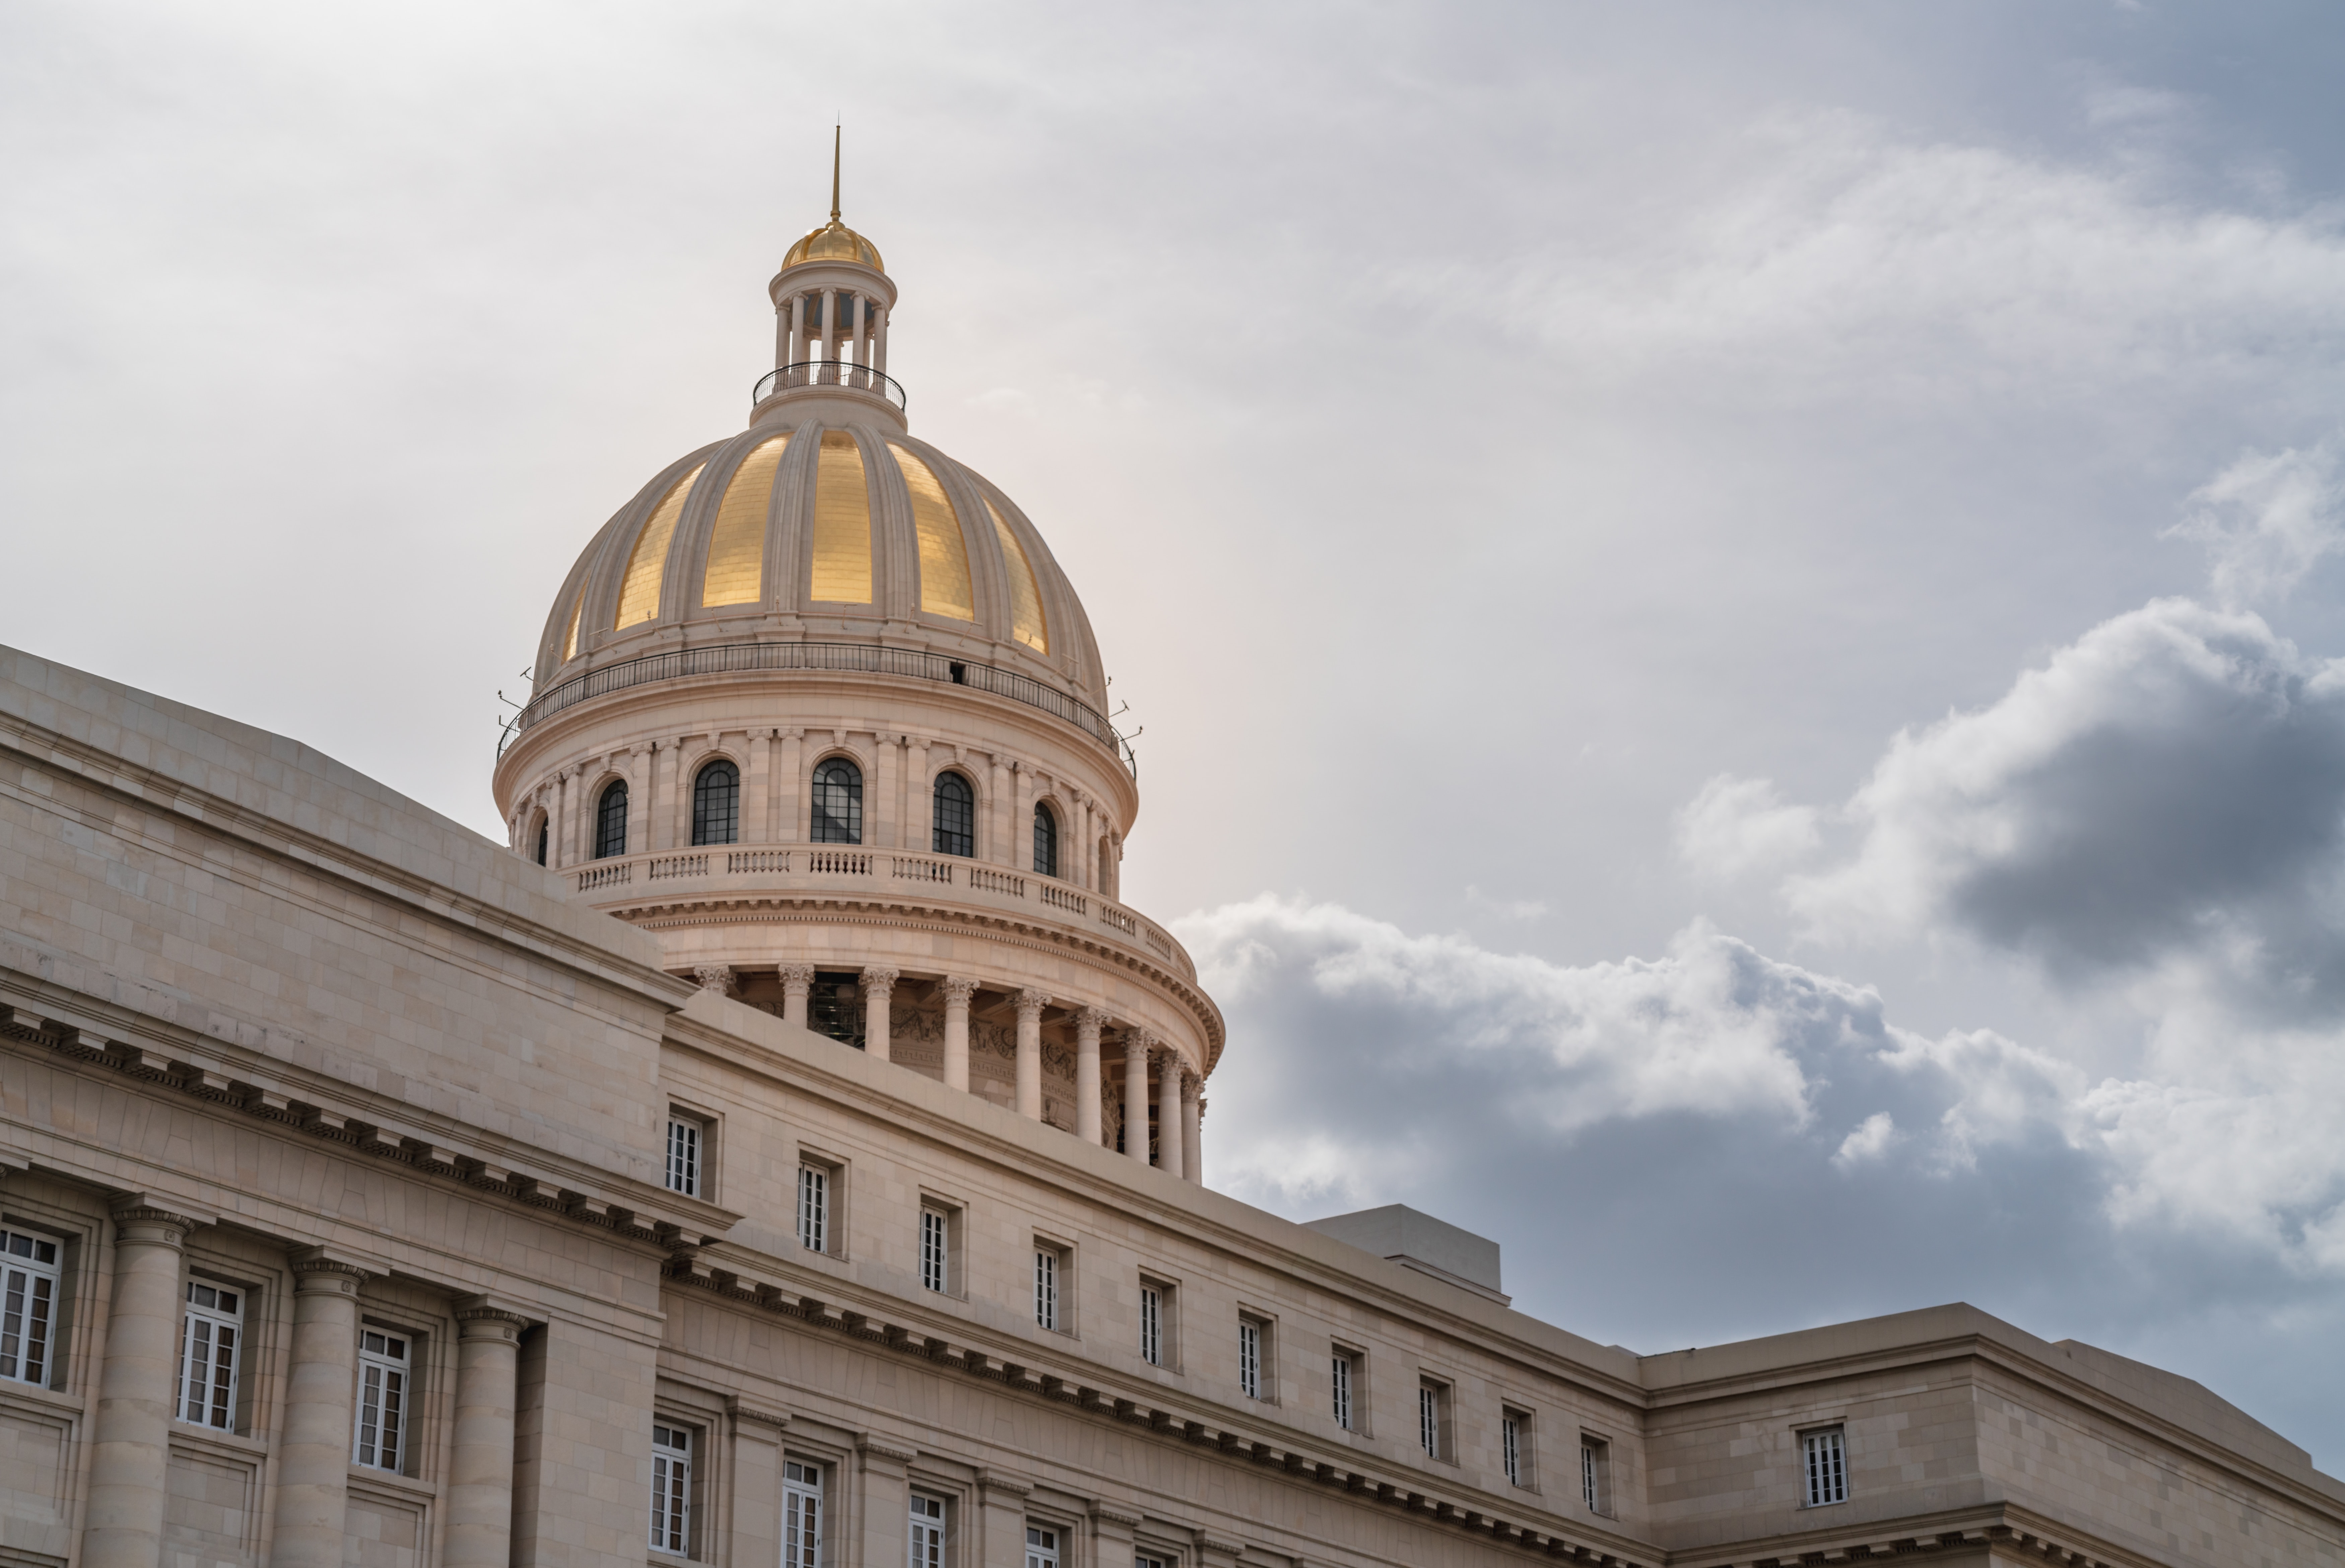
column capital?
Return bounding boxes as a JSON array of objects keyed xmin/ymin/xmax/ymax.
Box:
[
  {"xmin": 727, "ymin": 1394, "xmax": 792, "ymax": 1435},
  {"xmin": 287, "ymin": 1248, "xmax": 370, "ymax": 1292},
  {"xmin": 693, "ymin": 964, "xmax": 737, "ymax": 996},
  {"xmin": 1075, "ymin": 1005, "xmax": 1111, "ymax": 1032},
  {"xmin": 453, "ymin": 1300, "xmax": 533, "ymax": 1342},
  {"xmin": 941, "ymin": 976, "xmax": 979, "ymax": 1007},
  {"xmin": 1181, "ymin": 1070, "xmax": 1202, "ymax": 1098},
  {"xmin": 779, "ymin": 964, "xmax": 817, "ymax": 990},
  {"xmin": 860, "ymin": 965, "xmax": 900, "ymax": 997},
  {"xmin": 107, "ymin": 1197, "xmax": 202, "ymax": 1244},
  {"xmin": 1014, "ymin": 988, "xmax": 1052, "ymax": 1020},
  {"xmin": 1127, "ymin": 1028, "xmax": 1160, "ymax": 1051}
]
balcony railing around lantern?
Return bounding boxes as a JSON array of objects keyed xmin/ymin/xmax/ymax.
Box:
[
  {"xmin": 500, "ymin": 640, "xmax": 1137, "ymax": 776},
  {"xmin": 754, "ymin": 360, "xmax": 908, "ymax": 412},
  {"xmin": 562, "ymin": 846, "xmax": 1196, "ymax": 982}
]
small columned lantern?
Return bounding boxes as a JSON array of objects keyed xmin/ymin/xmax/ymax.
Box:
[{"xmin": 756, "ymin": 128, "xmax": 904, "ymax": 432}]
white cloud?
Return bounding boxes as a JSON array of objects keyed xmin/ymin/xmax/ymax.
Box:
[
  {"xmin": 1411, "ymin": 111, "xmax": 2345, "ymax": 409},
  {"xmin": 1676, "ymin": 774, "xmax": 1822, "ymax": 882},
  {"xmin": 2169, "ymin": 441, "xmax": 2345, "ymax": 607},
  {"xmin": 1832, "ymin": 1111, "xmax": 1899, "ymax": 1169}
]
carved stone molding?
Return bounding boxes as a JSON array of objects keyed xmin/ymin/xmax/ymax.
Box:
[
  {"xmin": 727, "ymin": 1394, "xmax": 792, "ymax": 1432},
  {"xmin": 1090, "ymin": 1503, "xmax": 1144, "ymax": 1529},
  {"xmin": 286, "ymin": 1247, "xmax": 369, "ymax": 1293},
  {"xmin": 857, "ymin": 1434, "xmax": 920, "ymax": 1465},
  {"xmin": 453, "ymin": 1300, "xmax": 533, "ymax": 1342},
  {"xmin": 976, "ymin": 1470, "xmax": 1034, "ymax": 1499},
  {"xmin": 107, "ymin": 1200, "xmax": 198, "ymax": 1245}
]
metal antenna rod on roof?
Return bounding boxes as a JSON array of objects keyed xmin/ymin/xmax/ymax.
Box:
[{"xmin": 831, "ymin": 124, "xmax": 842, "ymax": 222}]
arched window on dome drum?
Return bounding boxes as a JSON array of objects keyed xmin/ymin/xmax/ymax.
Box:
[
  {"xmin": 533, "ymin": 817, "xmax": 548, "ymax": 867},
  {"xmin": 1032, "ymin": 802, "xmax": 1058, "ymax": 879},
  {"xmin": 595, "ymin": 782, "xmax": 629, "ymax": 860},
  {"xmin": 932, "ymin": 772, "xmax": 974, "ymax": 858},
  {"xmin": 692, "ymin": 760, "xmax": 740, "ymax": 846},
  {"xmin": 810, "ymin": 758, "xmax": 862, "ymax": 844}
]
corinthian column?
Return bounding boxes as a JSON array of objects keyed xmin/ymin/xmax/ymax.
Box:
[
  {"xmin": 83, "ymin": 1201, "xmax": 198, "ymax": 1568},
  {"xmin": 779, "ymin": 964, "xmax": 815, "ymax": 1030},
  {"xmin": 1156, "ymin": 1050, "xmax": 1184, "ymax": 1180},
  {"xmin": 942, "ymin": 978, "xmax": 977, "ymax": 1091},
  {"xmin": 862, "ymin": 966, "xmax": 899, "ymax": 1063},
  {"xmin": 1123, "ymin": 1033, "xmax": 1154, "ymax": 1166},
  {"xmin": 1014, "ymin": 990, "xmax": 1050, "ymax": 1120},
  {"xmin": 445, "ymin": 1303, "xmax": 530, "ymax": 1568},
  {"xmin": 270, "ymin": 1251, "xmax": 368, "ymax": 1563},
  {"xmin": 1075, "ymin": 1007, "xmax": 1108, "ymax": 1144}
]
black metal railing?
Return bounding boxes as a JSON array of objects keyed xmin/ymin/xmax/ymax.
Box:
[
  {"xmin": 500, "ymin": 640, "xmax": 1135, "ymax": 775},
  {"xmin": 753, "ymin": 360, "xmax": 908, "ymax": 413}
]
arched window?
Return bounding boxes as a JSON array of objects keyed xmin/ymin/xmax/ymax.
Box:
[
  {"xmin": 1032, "ymin": 802, "xmax": 1058, "ymax": 879},
  {"xmin": 811, "ymin": 758, "xmax": 863, "ymax": 844},
  {"xmin": 533, "ymin": 816, "xmax": 548, "ymax": 866},
  {"xmin": 932, "ymin": 772, "xmax": 975, "ymax": 858},
  {"xmin": 692, "ymin": 759, "xmax": 740, "ymax": 846},
  {"xmin": 595, "ymin": 781, "xmax": 629, "ymax": 859}
]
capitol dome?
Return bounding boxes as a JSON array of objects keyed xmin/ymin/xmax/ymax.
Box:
[
  {"xmin": 527, "ymin": 424, "xmax": 1107, "ymax": 716},
  {"xmin": 493, "ymin": 162, "xmax": 1220, "ymax": 1167}
]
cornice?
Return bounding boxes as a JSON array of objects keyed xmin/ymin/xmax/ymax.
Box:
[
  {"xmin": 606, "ymin": 889, "xmax": 1223, "ymax": 1066},
  {"xmin": 0, "ymin": 989, "xmax": 741, "ymax": 1247},
  {"xmin": 0, "ymin": 713, "xmax": 695, "ymax": 1015}
]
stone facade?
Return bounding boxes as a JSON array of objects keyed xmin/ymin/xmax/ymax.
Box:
[{"xmin": 4, "ymin": 195, "xmax": 2344, "ymax": 1568}]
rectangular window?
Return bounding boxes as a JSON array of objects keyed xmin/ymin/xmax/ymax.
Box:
[
  {"xmin": 1026, "ymin": 1524, "xmax": 1059, "ymax": 1568},
  {"xmin": 1418, "ymin": 1381, "xmax": 1445, "ymax": 1459},
  {"xmin": 0, "ymin": 1229, "xmax": 60, "ymax": 1388},
  {"xmin": 1034, "ymin": 1248, "xmax": 1059, "ymax": 1331},
  {"xmin": 1238, "ymin": 1318, "xmax": 1262, "ymax": 1400},
  {"xmin": 353, "ymin": 1330, "xmax": 410, "ymax": 1472},
  {"xmin": 797, "ymin": 1166, "xmax": 829, "ymax": 1254},
  {"xmin": 784, "ymin": 1459, "xmax": 823, "ymax": 1568},
  {"xmin": 176, "ymin": 1281, "xmax": 242, "ymax": 1429},
  {"xmin": 1138, "ymin": 1286, "xmax": 1163, "ymax": 1367},
  {"xmin": 650, "ymin": 1423, "xmax": 692, "ymax": 1555},
  {"xmin": 1501, "ymin": 1409, "xmax": 1533, "ymax": 1488},
  {"xmin": 1803, "ymin": 1426, "xmax": 1848, "ymax": 1506},
  {"xmin": 1582, "ymin": 1436, "xmax": 1611, "ymax": 1514},
  {"xmin": 920, "ymin": 1209, "xmax": 948, "ymax": 1294},
  {"xmin": 909, "ymin": 1494, "xmax": 945, "ymax": 1568},
  {"xmin": 1331, "ymin": 1351, "xmax": 1354, "ymax": 1430},
  {"xmin": 665, "ymin": 1116, "xmax": 702, "ymax": 1197}
]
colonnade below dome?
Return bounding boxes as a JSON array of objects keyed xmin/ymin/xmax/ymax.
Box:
[{"xmin": 693, "ymin": 962, "xmax": 1205, "ymax": 1183}]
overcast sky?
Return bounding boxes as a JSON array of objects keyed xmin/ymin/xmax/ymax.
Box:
[{"xmin": 8, "ymin": 0, "xmax": 2345, "ymax": 1471}]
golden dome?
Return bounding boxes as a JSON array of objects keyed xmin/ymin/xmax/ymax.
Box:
[{"xmin": 782, "ymin": 218, "xmax": 884, "ymax": 272}]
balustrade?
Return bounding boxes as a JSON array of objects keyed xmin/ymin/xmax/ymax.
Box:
[{"xmin": 565, "ymin": 848, "xmax": 1194, "ymax": 980}]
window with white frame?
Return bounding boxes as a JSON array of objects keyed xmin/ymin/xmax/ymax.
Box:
[
  {"xmin": 797, "ymin": 1165, "xmax": 829, "ymax": 1254},
  {"xmin": 920, "ymin": 1208, "xmax": 949, "ymax": 1294},
  {"xmin": 1331, "ymin": 1349, "xmax": 1356, "ymax": 1430},
  {"xmin": 353, "ymin": 1329, "xmax": 410, "ymax": 1472},
  {"xmin": 1136, "ymin": 1556, "xmax": 1168, "ymax": 1568},
  {"xmin": 1802, "ymin": 1426, "xmax": 1848, "ymax": 1506},
  {"xmin": 1138, "ymin": 1284, "xmax": 1164, "ymax": 1367},
  {"xmin": 650, "ymin": 1423, "xmax": 692, "ymax": 1556},
  {"xmin": 176, "ymin": 1281, "xmax": 243, "ymax": 1429},
  {"xmin": 0, "ymin": 1229, "xmax": 60, "ymax": 1388},
  {"xmin": 1238, "ymin": 1317, "xmax": 1263, "ymax": 1400},
  {"xmin": 1034, "ymin": 1246, "xmax": 1060, "ymax": 1331},
  {"xmin": 665, "ymin": 1115, "xmax": 702, "ymax": 1198},
  {"xmin": 784, "ymin": 1459, "xmax": 823, "ymax": 1568},
  {"xmin": 1025, "ymin": 1524, "xmax": 1059, "ymax": 1568},
  {"xmin": 1503, "ymin": 1412, "xmax": 1524, "ymax": 1486},
  {"xmin": 1418, "ymin": 1380, "xmax": 1445, "ymax": 1459},
  {"xmin": 909, "ymin": 1494, "xmax": 945, "ymax": 1568},
  {"xmin": 1582, "ymin": 1435, "xmax": 1612, "ymax": 1514}
]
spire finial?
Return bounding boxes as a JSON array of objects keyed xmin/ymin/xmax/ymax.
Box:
[{"xmin": 830, "ymin": 124, "xmax": 842, "ymax": 223}]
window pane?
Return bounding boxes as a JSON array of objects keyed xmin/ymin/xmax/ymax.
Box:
[
  {"xmin": 596, "ymin": 782, "xmax": 629, "ymax": 859},
  {"xmin": 811, "ymin": 759, "xmax": 863, "ymax": 844},
  {"xmin": 1032, "ymin": 803, "xmax": 1057, "ymax": 878},
  {"xmin": 692, "ymin": 761, "xmax": 740, "ymax": 846},
  {"xmin": 932, "ymin": 773, "xmax": 974, "ymax": 858}
]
